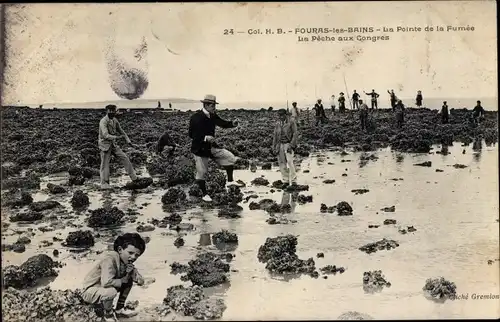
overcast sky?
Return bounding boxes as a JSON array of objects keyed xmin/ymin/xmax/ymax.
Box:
[{"xmin": 2, "ymin": 1, "xmax": 497, "ymax": 105}]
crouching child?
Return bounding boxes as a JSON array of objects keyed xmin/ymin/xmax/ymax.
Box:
[{"xmin": 81, "ymin": 233, "xmax": 146, "ymax": 321}]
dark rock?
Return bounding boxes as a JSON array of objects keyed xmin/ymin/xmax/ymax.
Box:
[
  {"xmin": 170, "ymin": 223, "xmax": 195, "ymax": 231},
  {"xmin": 359, "ymin": 239, "xmax": 399, "ymax": 254},
  {"xmin": 164, "ymin": 285, "xmax": 204, "ymax": 315},
  {"xmin": 124, "ymin": 177, "xmax": 153, "ymax": 190},
  {"xmin": 170, "ymin": 262, "xmax": 190, "ymax": 275},
  {"xmin": 337, "ymin": 201, "xmax": 353, "ymax": 216},
  {"xmin": 2, "ymin": 189, "xmax": 33, "ymax": 208},
  {"xmin": 383, "ymin": 219, "xmax": 396, "ymax": 225},
  {"xmin": 9, "ymin": 211, "xmax": 44, "ymax": 222},
  {"xmin": 351, "ymin": 189, "xmax": 369, "ymax": 195},
  {"xmin": 29, "ymin": 200, "xmax": 61, "ymax": 212},
  {"xmin": 435, "ymin": 169, "xmax": 444, "ymax": 172},
  {"xmin": 183, "ymin": 252, "xmax": 230, "ymax": 287},
  {"xmin": 316, "ymin": 252, "xmax": 324, "ymax": 258},
  {"xmin": 174, "ymin": 237, "xmax": 185, "ymax": 248},
  {"xmin": 320, "ymin": 265, "xmax": 346, "ymax": 275},
  {"xmin": 47, "ymin": 183, "xmax": 66, "ymax": 194},
  {"xmin": 381, "ymin": 205, "xmax": 395, "ymax": 212},
  {"xmin": 251, "ymin": 177, "xmax": 269, "ymax": 186},
  {"xmin": 16, "ymin": 236, "xmax": 31, "ymax": 245},
  {"xmin": 2, "ymin": 254, "xmax": 60, "ymax": 289},
  {"xmin": 297, "ymin": 194, "xmax": 313, "ymax": 204},
  {"xmin": 2, "ymin": 243, "xmax": 26, "ymax": 253},
  {"xmin": 1, "ymin": 175, "xmax": 41, "ymax": 190},
  {"xmin": 368, "ymin": 224, "xmax": 380, "ymax": 228},
  {"xmin": 68, "ymin": 175, "xmax": 85, "ymax": 186},
  {"xmin": 87, "ymin": 207, "xmax": 125, "ymax": 228},
  {"xmin": 137, "ymin": 224, "xmax": 155, "ymax": 233},
  {"xmin": 212, "ymin": 230, "xmax": 238, "ymax": 245},
  {"xmin": 453, "ymin": 164, "xmax": 467, "ymax": 169},
  {"xmin": 414, "ymin": 161, "xmax": 432, "ymax": 167},
  {"xmin": 407, "ymin": 226, "xmax": 417, "ymax": 232},
  {"xmin": 323, "ymin": 179, "xmax": 335, "ymax": 184},
  {"xmin": 363, "ymin": 270, "xmax": 391, "ymax": 293},
  {"xmin": 217, "ymin": 205, "xmax": 243, "ymax": 218},
  {"xmin": 423, "ymin": 277, "xmax": 457, "ymax": 302},
  {"xmin": 285, "ymin": 184, "xmax": 309, "ymax": 192},
  {"xmin": 71, "ymin": 190, "xmax": 89, "ymax": 208},
  {"xmin": 161, "ymin": 188, "xmax": 187, "ymax": 204},
  {"xmin": 65, "ymin": 230, "xmax": 95, "ymax": 248},
  {"xmin": 261, "ymin": 163, "xmax": 272, "ymax": 170}
]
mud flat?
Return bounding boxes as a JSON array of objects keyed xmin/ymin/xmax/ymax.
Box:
[{"xmin": 1, "ymin": 106, "xmax": 498, "ymax": 320}]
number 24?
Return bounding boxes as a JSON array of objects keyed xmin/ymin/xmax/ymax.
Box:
[{"xmin": 223, "ymin": 29, "xmax": 234, "ymax": 35}]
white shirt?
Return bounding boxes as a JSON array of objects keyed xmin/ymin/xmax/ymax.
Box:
[{"xmin": 202, "ymin": 107, "xmax": 210, "ymax": 118}]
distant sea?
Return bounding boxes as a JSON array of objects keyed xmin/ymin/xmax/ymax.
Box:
[{"xmin": 21, "ymin": 97, "xmax": 498, "ymax": 111}]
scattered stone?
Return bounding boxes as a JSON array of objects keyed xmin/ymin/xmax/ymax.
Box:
[
  {"xmin": 182, "ymin": 252, "xmax": 230, "ymax": 287},
  {"xmin": 16, "ymin": 236, "xmax": 32, "ymax": 245},
  {"xmin": 320, "ymin": 203, "xmax": 335, "ymax": 213},
  {"xmin": 337, "ymin": 201, "xmax": 353, "ymax": 216},
  {"xmin": 217, "ymin": 205, "xmax": 243, "ymax": 218},
  {"xmin": 171, "ymin": 262, "xmax": 190, "ymax": 275},
  {"xmin": 124, "ymin": 177, "xmax": 153, "ymax": 190},
  {"xmin": 162, "ymin": 188, "xmax": 187, "ymax": 204},
  {"xmin": 368, "ymin": 225, "xmax": 380, "ymax": 228},
  {"xmin": 87, "ymin": 207, "xmax": 125, "ymax": 228},
  {"xmin": 351, "ymin": 189, "xmax": 369, "ymax": 195},
  {"xmin": 407, "ymin": 226, "xmax": 417, "ymax": 232},
  {"xmin": 137, "ymin": 224, "xmax": 155, "ymax": 233},
  {"xmin": 363, "ymin": 270, "xmax": 391, "ymax": 293},
  {"xmin": 381, "ymin": 205, "xmax": 395, "ymax": 212},
  {"xmin": 9, "ymin": 210, "xmax": 44, "ymax": 223},
  {"xmin": 2, "ymin": 189, "xmax": 33, "ymax": 208},
  {"xmin": 2, "ymin": 243, "xmax": 26, "ymax": 253},
  {"xmin": 423, "ymin": 277, "xmax": 457, "ymax": 302},
  {"xmin": 212, "ymin": 230, "xmax": 238, "ymax": 245},
  {"xmin": 297, "ymin": 194, "xmax": 313, "ymax": 204},
  {"xmin": 453, "ymin": 164, "xmax": 467, "ymax": 169},
  {"xmin": 316, "ymin": 253, "xmax": 324, "ymax": 258},
  {"xmin": 323, "ymin": 179, "xmax": 335, "ymax": 184},
  {"xmin": 435, "ymin": 169, "xmax": 444, "ymax": 172},
  {"xmin": 320, "ymin": 265, "xmax": 346, "ymax": 275},
  {"xmin": 192, "ymin": 298, "xmax": 227, "ymax": 320},
  {"xmin": 71, "ymin": 190, "xmax": 90, "ymax": 208},
  {"xmin": 414, "ymin": 161, "xmax": 432, "ymax": 167},
  {"xmin": 359, "ymin": 239, "xmax": 399, "ymax": 254},
  {"xmin": 383, "ymin": 219, "xmax": 396, "ymax": 225},
  {"xmin": 261, "ymin": 163, "xmax": 272, "ymax": 170},
  {"xmin": 285, "ymin": 184, "xmax": 309, "ymax": 192},
  {"xmin": 174, "ymin": 237, "xmax": 185, "ymax": 248},
  {"xmin": 47, "ymin": 183, "xmax": 66, "ymax": 194},
  {"xmin": 251, "ymin": 177, "xmax": 269, "ymax": 186},
  {"xmin": 65, "ymin": 230, "xmax": 94, "ymax": 248},
  {"xmin": 29, "ymin": 200, "xmax": 61, "ymax": 212},
  {"xmin": 257, "ymin": 235, "xmax": 317, "ymax": 277},
  {"xmin": 68, "ymin": 175, "xmax": 85, "ymax": 186},
  {"xmin": 2, "ymin": 254, "xmax": 60, "ymax": 289}
]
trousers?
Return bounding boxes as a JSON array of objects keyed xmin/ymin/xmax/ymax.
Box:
[
  {"xmin": 194, "ymin": 148, "xmax": 237, "ymax": 180},
  {"xmin": 100, "ymin": 145, "xmax": 137, "ymax": 184},
  {"xmin": 278, "ymin": 143, "xmax": 297, "ymax": 184},
  {"xmin": 81, "ymin": 281, "xmax": 133, "ymax": 311}
]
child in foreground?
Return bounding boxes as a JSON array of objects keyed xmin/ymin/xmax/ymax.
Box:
[{"xmin": 81, "ymin": 233, "xmax": 146, "ymax": 321}]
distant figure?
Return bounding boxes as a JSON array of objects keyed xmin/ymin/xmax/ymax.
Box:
[
  {"xmin": 416, "ymin": 91, "xmax": 423, "ymax": 108},
  {"xmin": 188, "ymin": 94, "xmax": 240, "ymax": 202},
  {"xmin": 472, "ymin": 100, "xmax": 485, "ymax": 125},
  {"xmin": 388, "ymin": 89, "xmax": 397, "ymax": 110},
  {"xmin": 98, "ymin": 104, "xmax": 139, "ymax": 190},
  {"xmin": 395, "ymin": 100, "xmax": 405, "ymax": 127},
  {"xmin": 156, "ymin": 131, "xmax": 177, "ymax": 156},
  {"xmin": 441, "ymin": 101, "xmax": 449, "ymax": 124},
  {"xmin": 169, "ymin": 103, "xmax": 172, "ymax": 109},
  {"xmin": 38, "ymin": 105, "xmax": 43, "ymax": 109},
  {"xmin": 330, "ymin": 95, "xmax": 336, "ymax": 114},
  {"xmin": 359, "ymin": 99, "xmax": 369, "ymax": 131},
  {"xmin": 338, "ymin": 92, "xmax": 346, "ymax": 113},
  {"xmin": 364, "ymin": 89, "xmax": 379, "ymax": 109},
  {"xmin": 352, "ymin": 90, "xmax": 360, "ymax": 110},
  {"xmin": 313, "ymin": 99, "xmax": 327, "ymax": 125},
  {"xmin": 157, "ymin": 101, "xmax": 161, "ymax": 109},
  {"xmin": 290, "ymin": 101, "xmax": 300, "ymax": 120},
  {"xmin": 272, "ymin": 109, "xmax": 298, "ymax": 187}
]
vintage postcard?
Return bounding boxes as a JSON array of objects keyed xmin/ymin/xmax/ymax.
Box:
[{"xmin": 1, "ymin": 1, "xmax": 498, "ymax": 321}]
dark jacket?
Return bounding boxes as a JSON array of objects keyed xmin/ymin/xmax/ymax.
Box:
[
  {"xmin": 157, "ymin": 131, "xmax": 176, "ymax": 153},
  {"xmin": 188, "ymin": 110, "xmax": 235, "ymax": 157}
]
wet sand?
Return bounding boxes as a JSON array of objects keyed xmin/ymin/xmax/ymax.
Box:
[{"xmin": 2, "ymin": 143, "xmax": 498, "ymax": 320}]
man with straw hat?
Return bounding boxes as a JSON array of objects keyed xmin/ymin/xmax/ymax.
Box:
[{"xmin": 188, "ymin": 94, "xmax": 240, "ymax": 202}]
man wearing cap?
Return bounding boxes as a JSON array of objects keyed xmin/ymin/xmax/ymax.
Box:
[
  {"xmin": 188, "ymin": 94, "xmax": 239, "ymax": 202},
  {"xmin": 272, "ymin": 109, "xmax": 298, "ymax": 187},
  {"xmin": 98, "ymin": 104, "xmax": 139, "ymax": 189}
]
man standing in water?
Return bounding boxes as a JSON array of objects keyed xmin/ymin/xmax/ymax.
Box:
[
  {"xmin": 388, "ymin": 89, "xmax": 397, "ymax": 110},
  {"xmin": 441, "ymin": 101, "xmax": 449, "ymax": 124},
  {"xmin": 364, "ymin": 89, "xmax": 379, "ymax": 110},
  {"xmin": 338, "ymin": 92, "xmax": 346, "ymax": 113},
  {"xmin": 273, "ymin": 109, "xmax": 298, "ymax": 187},
  {"xmin": 98, "ymin": 104, "xmax": 140, "ymax": 190},
  {"xmin": 188, "ymin": 94, "xmax": 240, "ymax": 202},
  {"xmin": 352, "ymin": 90, "xmax": 360, "ymax": 110},
  {"xmin": 359, "ymin": 99, "xmax": 369, "ymax": 131},
  {"xmin": 415, "ymin": 90, "xmax": 423, "ymax": 108}
]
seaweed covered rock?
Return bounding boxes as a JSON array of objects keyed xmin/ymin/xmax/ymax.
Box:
[
  {"xmin": 2, "ymin": 254, "xmax": 60, "ymax": 289},
  {"xmin": 161, "ymin": 188, "xmax": 187, "ymax": 205},
  {"xmin": 351, "ymin": 189, "xmax": 369, "ymax": 195},
  {"xmin": 212, "ymin": 230, "xmax": 238, "ymax": 245},
  {"xmin": 183, "ymin": 252, "xmax": 231, "ymax": 287},
  {"xmin": 2, "ymin": 243, "xmax": 27, "ymax": 253},
  {"xmin": 381, "ymin": 205, "xmax": 396, "ymax": 212},
  {"xmin": 257, "ymin": 235, "xmax": 317, "ymax": 277},
  {"xmin": 363, "ymin": 270, "xmax": 391, "ymax": 293},
  {"xmin": 337, "ymin": 201, "xmax": 353, "ymax": 216},
  {"xmin": 192, "ymin": 298, "xmax": 227, "ymax": 320},
  {"xmin": 337, "ymin": 311, "xmax": 374, "ymax": 320},
  {"xmin": 297, "ymin": 194, "xmax": 313, "ymax": 204},
  {"xmin": 320, "ymin": 265, "xmax": 346, "ymax": 275},
  {"xmin": 170, "ymin": 262, "xmax": 190, "ymax": 275},
  {"xmin": 217, "ymin": 205, "xmax": 243, "ymax": 218},
  {"xmin": 174, "ymin": 237, "xmax": 185, "ymax": 248},
  {"xmin": 68, "ymin": 175, "xmax": 85, "ymax": 186},
  {"xmin": 2, "ymin": 287, "xmax": 101, "ymax": 322},
  {"xmin": 151, "ymin": 213, "xmax": 183, "ymax": 227},
  {"xmin": 422, "ymin": 277, "xmax": 457, "ymax": 302},
  {"xmin": 71, "ymin": 190, "xmax": 90, "ymax": 208},
  {"xmin": 124, "ymin": 177, "xmax": 153, "ymax": 190},
  {"xmin": 2, "ymin": 189, "xmax": 33, "ymax": 208},
  {"xmin": 1, "ymin": 175, "xmax": 41, "ymax": 190},
  {"xmin": 164, "ymin": 285, "xmax": 205, "ymax": 316},
  {"xmin": 9, "ymin": 210, "xmax": 44, "ymax": 223},
  {"xmin": 65, "ymin": 230, "xmax": 95, "ymax": 248},
  {"xmin": 414, "ymin": 161, "xmax": 432, "ymax": 167},
  {"xmin": 251, "ymin": 177, "xmax": 269, "ymax": 186},
  {"xmin": 359, "ymin": 239, "xmax": 399, "ymax": 254},
  {"xmin": 47, "ymin": 183, "xmax": 67, "ymax": 194},
  {"xmin": 29, "ymin": 200, "xmax": 61, "ymax": 212},
  {"xmin": 211, "ymin": 185, "xmax": 243, "ymax": 207},
  {"xmin": 87, "ymin": 207, "xmax": 125, "ymax": 228}
]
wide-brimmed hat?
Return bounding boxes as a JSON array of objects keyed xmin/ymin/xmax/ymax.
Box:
[
  {"xmin": 340, "ymin": 92, "xmax": 344, "ymax": 95},
  {"xmin": 200, "ymin": 94, "xmax": 219, "ymax": 104}
]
